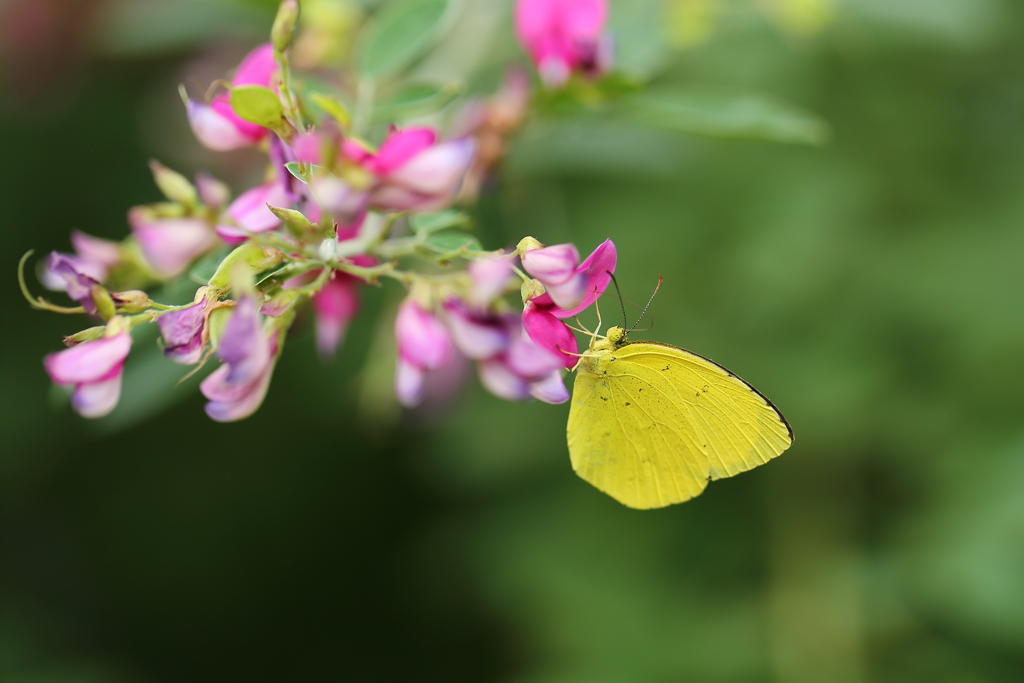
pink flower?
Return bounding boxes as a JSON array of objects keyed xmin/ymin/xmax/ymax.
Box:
[
  {"xmin": 196, "ymin": 172, "xmax": 231, "ymax": 209},
  {"xmin": 45, "ymin": 252, "xmax": 101, "ymax": 313},
  {"xmin": 522, "ymin": 300, "xmax": 579, "ymax": 369},
  {"xmin": 468, "ymin": 255, "xmax": 515, "ymax": 306},
  {"xmin": 200, "ymin": 296, "xmax": 278, "ymax": 422},
  {"xmin": 157, "ymin": 298, "xmax": 208, "ymax": 365},
  {"xmin": 41, "ymin": 231, "xmax": 120, "ymax": 292},
  {"xmin": 214, "ymin": 180, "xmax": 290, "ymax": 244},
  {"xmin": 187, "ymin": 43, "xmax": 277, "ymax": 151},
  {"xmin": 295, "ymin": 126, "xmax": 476, "ymax": 222},
  {"xmin": 514, "ymin": 0, "xmax": 610, "ymax": 87},
  {"xmin": 370, "ymin": 134, "xmax": 477, "ymax": 213},
  {"xmin": 478, "ymin": 327, "xmax": 569, "ymax": 404},
  {"xmin": 441, "ymin": 298, "xmax": 511, "ymax": 360},
  {"xmin": 394, "ymin": 298, "xmax": 454, "ymax": 407},
  {"xmin": 522, "ymin": 238, "xmax": 616, "ymax": 367},
  {"xmin": 128, "ymin": 207, "xmax": 217, "ymax": 278},
  {"xmin": 524, "ymin": 238, "xmax": 616, "ymax": 317},
  {"xmin": 44, "ymin": 326, "xmax": 132, "ymax": 418}
]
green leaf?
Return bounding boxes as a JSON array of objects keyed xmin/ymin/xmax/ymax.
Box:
[
  {"xmin": 359, "ymin": 0, "xmax": 450, "ymax": 78},
  {"xmin": 284, "ymin": 161, "xmax": 306, "ymax": 183},
  {"xmin": 373, "ymin": 82, "xmax": 462, "ymax": 122},
  {"xmin": 189, "ymin": 247, "xmax": 231, "ymax": 285},
  {"xmin": 267, "ymin": 205, "xmax": 319, "ymax": 239},
  {"xmin": 309, "ymin": 91, "xmax": 352, "ymax": 128},
  {"xmin": 621, "ymin": 87, "xmax": 830, "ymax": 146},
  {"xmin": 411, "ymin": 210, "xmax": 470, "ymax": 235},
  {"xmin": 423, "ymin": 230, "xmax": 482, "ymax": 253},
  {"xmin": 230, "ymin": 85, "xmax": 284, "ymax": 127}
]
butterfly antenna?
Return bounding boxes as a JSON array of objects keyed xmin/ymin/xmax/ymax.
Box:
[
  {"xmin": 607, "ymin": 271, "xmax": 628, "ymax": 328},
  {"xmin": 627, "ymin": 274, "xmax": 663, "ymax": 334}
]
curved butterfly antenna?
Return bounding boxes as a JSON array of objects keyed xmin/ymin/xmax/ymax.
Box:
[
  {"xmin": 627, "ymin": 274, "xmax": 663, "ymax": 334},
  {"xmin": 607, "ymin": 271, "xmax": 628, "ymax": 328}
]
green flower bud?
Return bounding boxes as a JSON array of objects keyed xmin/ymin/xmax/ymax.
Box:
[
  {"xmin": 149, "ymin": 160, "xmax": 198, "ymax": 208},
  {"xmin": 272, "ymin": 0, "xmax": 301, "ymax": 54}
]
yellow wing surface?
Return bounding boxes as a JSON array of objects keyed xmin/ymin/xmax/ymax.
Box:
[{"xmin": 567, "ymin": 338, "xmax": 793, "ymax": 509}]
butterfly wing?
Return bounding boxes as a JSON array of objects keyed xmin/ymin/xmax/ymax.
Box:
[{"xmin": 567, "ymin": 342, "xmax": 792, "ymax": 509}]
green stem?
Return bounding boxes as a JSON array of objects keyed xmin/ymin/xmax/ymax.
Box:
[{"xmin": 18, "ymin": 250, "xmax": 86, "ymax": 314}]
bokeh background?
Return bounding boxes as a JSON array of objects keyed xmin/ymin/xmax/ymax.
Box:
[{"xmin": 3, "ymin": 0, "xmax": 1024, "ymax": 681}]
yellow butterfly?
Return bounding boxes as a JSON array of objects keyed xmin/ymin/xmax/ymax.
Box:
[{"xmin": 567, "ymin": 318, "xmax": 793, "ymax": 510}]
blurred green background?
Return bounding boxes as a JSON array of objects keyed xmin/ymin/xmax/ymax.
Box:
[{"xmin": 2, "ymin": 0, "xmax": 1024, "ymax": 681}]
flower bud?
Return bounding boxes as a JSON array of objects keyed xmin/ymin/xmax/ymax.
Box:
[
  {"xmin": 516, "ymin": 235, "xmax": 544, "ymax": 255},
  {"xmin": 111, "ymin": 290, "xmax": 152, "ymax": 313},
  {"xmin": 272, "ymin": 0, "xmax": 300, "ymax": 53},
  {"xmin": 149, "ymin": 160, "xmax": 198, "ymax": 208},
  {"xmin": 196, "ymin": 172, "xmax": 231, "ymax": 210}
]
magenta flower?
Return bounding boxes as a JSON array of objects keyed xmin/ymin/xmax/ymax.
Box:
[
  {"xmin": 44, "ymin": 323, "xmax": 132, "ymax": 418},
  {"xmin": 200, "ymin": 296, "xmax": 278, "ymax": 422},
  {"xmin": 394, "ymin": 298, "xmax": 454, "ymax": 407},
  {"xmin": 522, "ymin": 300, "xmax": 579, "ymax": 369},
  {"xmin": 514, "ymin": 0, "xmax": 610, "ymax": 87},
  {"xmin": 128, "ymin": 207, "xmax": 217, "ymax": 278},
  {"xmin": 157, "ymin": 297, "xmax": 208, "ymax": 365},
  {"xmin": 215, "ymin": 180, "xmax": 290, "ymax": 244},
  {"xmin": 187, "ymin": 43, "xmax": 277, "ymax": 151}
]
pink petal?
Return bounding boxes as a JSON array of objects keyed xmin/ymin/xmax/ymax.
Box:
[
  {"xmin": 70, "ymin": 231, "xmax": 120, "ymax": 269},
  {"xmin": 186, "ymin": 100, "xmax": 257, "ymax": 151},
  {"xmin": 442, "ymin": 299, "xmax": 510, "ymax": 360},
  {"xmin": 522, "ymin": 303, "xmax": 578, "ymax": 369},
  {"xmin": 468, "ymin": 256, "xmax": 515, "ymax": 306},
  {"xmin": 130, "ymin": 213, "xmax": 215, "ymax": 277},
  {"xmin": 368, "ymin": 127, "xmax": 437, "ymax": 175},
  {"xmin": 477, "ymin": 358, "xmax": 532, "ymax": 401},
  {"xmin": 44, "ymin": 333, "xmax": 131, "ymax": 384},
  {"xmin": 196, "ymin": 172, "xmax": 231, "ymax": 210},
  {"xmin": 530, "ymin": 369, "xmax": 569, "ymax": 404},
  {"xmin": 549, "ymin": 238, "xmax": 617, "ymax": 319},
  {"xmin": 395, "ymin": 299, "xmax": 453, "ymax": 370},
  {"xmin": 311, "ymin": 277, "xmax": 360, "ymax": 358},
  {"xmin": 70, "ymin": 370, "xmax": 123, "ymax": 418},
  {"xmin": 203, "ymin": 360, "xmax": 275, "ymax": 422},
  {"xmin": 506, "ymin": 332, "xmax": 565, "ymax": 378},
  {"xmin": 380, "ymin": 138, "xmax": 476, "ymax": 195},
  {"xmin": 521, "ymin": 242, "xmax": 580, "ymax": 285},
  {"xmin": 395, "ymin": 358, "xmax": 426, "ymax": 407},
  {"xmin": 215, "ymin": 182, "xmax": 290, "ymax": 243},
  {"xmin": 231, "ymin": 43, "xmax": 275, "ymax": 87}
]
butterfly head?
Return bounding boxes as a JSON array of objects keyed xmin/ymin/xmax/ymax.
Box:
[{"xmin": 607, "ymin": 326, "xmax": 628, "ymax": 347}]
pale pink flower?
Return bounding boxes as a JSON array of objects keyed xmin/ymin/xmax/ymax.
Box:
[
  {"xmin": 214, "ymin": 181, "xmax": 290, "ymax": 244},
  {"xmin": 128, "ymin": 208, "xmax": 217, "ymax": 278},
  {"xmin": 187, "ymin": 43, "xmax": 277, "ymax": 151},
  {"xmin": 394, "ymin": 298, "xmax": 454, "ymax": 407},
  {"xmin": 200, "ymin": 296, "xmax": 278, "ymax": 422},
  {"xmin": 157, "ymin": 299, "xmax": 208, "ymax": 365},
  {"xmin": 44, "ymin": 327, "xmax": 132, "ymax": 418}
]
